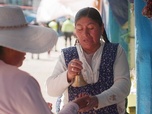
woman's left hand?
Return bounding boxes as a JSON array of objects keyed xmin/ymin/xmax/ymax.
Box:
[{"xmin": 79, "ymin": 96, "xmax": 98, "ymax": 112}]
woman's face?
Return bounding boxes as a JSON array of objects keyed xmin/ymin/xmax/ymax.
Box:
[
  {"xmin": 75, "ymin": 17, "xmax": 102, "ymax": 54},
  {"xmin": 2, "ymin": 47, "xmax": 26, "ymax": 67}
]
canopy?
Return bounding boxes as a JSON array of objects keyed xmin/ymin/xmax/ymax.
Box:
[
  {"xmin": 37, "ymin": 0, "xmax": 129, "ymax": 27},
  {"xmin": 36, "ymin": 0, "xmax": 95, "ymax": 22}
]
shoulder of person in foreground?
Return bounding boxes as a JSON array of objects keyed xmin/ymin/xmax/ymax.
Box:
[{"xmin": 7, "ymin": 68, "xmax": 52, "ymax": 114}]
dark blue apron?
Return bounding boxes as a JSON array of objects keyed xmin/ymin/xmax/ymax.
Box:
[{"xmin": 62, "ymin": 43, "xmax": 119, "ymax": 114}]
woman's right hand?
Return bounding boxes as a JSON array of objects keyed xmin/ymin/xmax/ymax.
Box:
[{"xmin": 67, "ymin": 59, "xmax": 83, "ymax": 82}]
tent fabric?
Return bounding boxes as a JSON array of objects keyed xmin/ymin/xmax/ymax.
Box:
[
  {"xmin": 101, "ymin": 0, "xmax": 129, "ymax": 56},
  {"xmin": 37, "ymin": 0, "xmax": 129, "ymax": 26},
  {"xmin": 36, "ymin": 0, "xmax": 95, "ymax": 22},
  {"xmin": 108, "ymin": 0, "xmax": 129, "ymax": 26}
]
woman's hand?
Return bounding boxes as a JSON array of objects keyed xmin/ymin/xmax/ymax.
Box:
[
  {"xmin": 73, "ymin": 94, "xmax": 90, "ymax": 109},
  {"xmin": 79, "ymin": 96, "xmax": 98, "ymax": 112},
  {"xmin": 67, "ymin": 59, "xmax": 83, "ymax": 82}
]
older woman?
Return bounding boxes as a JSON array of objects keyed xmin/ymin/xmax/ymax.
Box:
[
  {"xmin": 46, "ymin": 7, "xmax": 131, "ymax": 114},
  {"xmin": 0, "ymin": 5, "xmax": 90, "ymax": 114}
]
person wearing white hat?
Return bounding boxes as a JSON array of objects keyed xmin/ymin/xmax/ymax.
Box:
[{"xmin": 0, "ymin": 5, "xmax": 90, "ymax": 114}]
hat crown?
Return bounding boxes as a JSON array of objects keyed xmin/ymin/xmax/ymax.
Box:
[
  {"xmin": 0, "ymin": 5, "xmax": 27, "ymax": 27},
  {"xmin": 0, "ymin": 5, "xmax": 58, "ymax": 54}
]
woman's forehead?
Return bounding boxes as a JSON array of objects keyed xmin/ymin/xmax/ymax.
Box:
[{"xmin": 76, "ymin": 17, "xmax": 96, "ymax": 24}]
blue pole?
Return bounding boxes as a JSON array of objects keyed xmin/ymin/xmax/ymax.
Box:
[{"xmin": 135, "ymin": 0, "xmax": 152, "ymax": 114}]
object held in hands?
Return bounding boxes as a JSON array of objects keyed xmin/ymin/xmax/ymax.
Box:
[{"xmin": 72, "ymin": 74, "xmax": 87, "ymax": 87}]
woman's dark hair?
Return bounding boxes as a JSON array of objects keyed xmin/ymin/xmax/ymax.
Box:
[{"xmin": 75, "ymin": 7, "xmax": 110, "ymax": 43}]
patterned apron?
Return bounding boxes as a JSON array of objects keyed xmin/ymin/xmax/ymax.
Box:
[{"xmin": 62, "ymin": 43, "xmax": 119, "ymax": 114}]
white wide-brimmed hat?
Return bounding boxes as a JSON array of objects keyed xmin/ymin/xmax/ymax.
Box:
[{"xmin": 0, "ymin": 5, "xmax": 58, "ymax": 53}]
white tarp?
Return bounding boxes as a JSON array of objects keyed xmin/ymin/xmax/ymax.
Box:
[{"xmin": 36, "ymin": 0, "xmax": 95, "ymax": 22}]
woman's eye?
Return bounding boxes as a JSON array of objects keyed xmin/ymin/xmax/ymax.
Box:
[
  {"xmin": 88, "ymin": 27, "xmax": 94, "ymax": 30},
  {"xmin": 76, "ymin": 27, "xmax": 82, "ymax": 31},
  {"xmin": 76, "ymin": 29, "xmax": 82, "ymax": 31},
  {"xmin": 88, "ymin": 25, "xmax": 94, "ymax": 30}
]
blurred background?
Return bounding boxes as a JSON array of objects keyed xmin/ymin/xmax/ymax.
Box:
[{"xmin": 0, "ymin": 0, "xmax": 136, "ymax": 114}]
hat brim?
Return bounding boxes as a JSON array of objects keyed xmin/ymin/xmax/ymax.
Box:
[{"xmin": 0, "ymin": 25, "xmax": 58, "ymax": 53}]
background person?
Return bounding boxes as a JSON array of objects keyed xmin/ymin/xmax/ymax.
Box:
[
  {"xmin": 0, "ymin": 5, "xmax": 91, "ymax": 114},
  {"xmin": 46, "ymin": 7, "xmax": 131, "ymax": 114},
  {"xmin": 61, "ymin": 17, "xmax": 75, "ymax": 47},
  {"xmin": 48, "ymin": 19, "xmax": 58, "ymax": 52}
]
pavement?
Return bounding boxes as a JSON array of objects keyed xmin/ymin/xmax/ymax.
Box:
[{"xmin": 20, "ymin": 36, "xmax": 76, "ymax": 114}]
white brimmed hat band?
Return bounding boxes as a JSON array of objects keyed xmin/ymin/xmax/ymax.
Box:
[{"xmin": 0, "ymin": 23, "xmax": 28, "ymax": 29}]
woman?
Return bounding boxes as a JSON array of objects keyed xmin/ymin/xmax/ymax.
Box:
[
  {"xmin": 46, "ymin": 7, "xmax": 131, "ymax": 114},
  {"xmin": 0, "ymin": 5, "xmax": 90, "ymax": 114}
]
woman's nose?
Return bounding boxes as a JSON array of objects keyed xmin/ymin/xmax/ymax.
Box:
[{"xmin": 82, "ymin": 29, "xmax": 90, "ymax": 37}]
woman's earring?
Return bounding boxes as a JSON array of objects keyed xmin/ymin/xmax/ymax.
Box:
[{"xmin": 74, "ymin": 39, "xmax": 79, "ymax": 46}]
